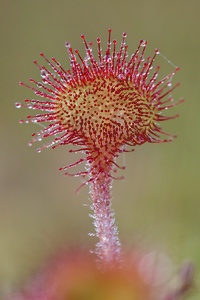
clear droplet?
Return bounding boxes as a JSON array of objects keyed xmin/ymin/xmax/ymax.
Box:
[
  {"xmin": 37, "ymin": 83, "xmax": 42, "ymax": 88},
  {"xmin": 124, "ymin": 68, "xmax": 129, "ymax": 75},
  {"xmin": 88, "ymin": 233, "xmax": 95, "ymax": 237},
  {"xmin": 140, "ymin": 40, "xmax": 147, "ymax": 47},
  {"xmin": 118, "ymin": 74, "xmax": 125, "ymax": 80},
  {"xmin": 15, "ymin": 102, "xmax": 22, "ymax": 108},
  {"xmin": 106, "ymin": 57, "xmax": 112, "ymax": 63}
]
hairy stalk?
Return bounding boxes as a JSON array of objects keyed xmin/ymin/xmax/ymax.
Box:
[{"xmin": 89, "ymin": 173, "xmax": 121, "ymax": 266}]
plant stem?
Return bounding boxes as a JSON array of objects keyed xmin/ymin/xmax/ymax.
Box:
[{"xmin": 89, "ymin": 172, "xmax": 121, "ymax": 266}]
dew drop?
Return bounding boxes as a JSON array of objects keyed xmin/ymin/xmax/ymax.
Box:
[
  {"xmin": 15, "ymin": 102, "xmax": 22, "ymax": 108},
  {"xmin": 28, "ymin": 142, "xmax": 33, "ymax": 147},
  {"xmin": 65, "ymin": 41, "xmax": 70, "ymax": 48},
  {"xmin": 37, "ymin": 83, "xmax": 42, "ymax": 88},
  {"xmin": 19, "ymin": 119, "xmax": 24, "ymax": 123},
  {"xmin": 41, "ymin": 70, "xmax": 48, "ymax": 78},
  {"xmin": 140, "ymin": 40, "xmax": 147, "ymax": 47},
  {"xmin": 37, "ymin": 148, "xmax": 41, "ymax": 153},
  {"xmin": 124, "ymin": 68, "xmax": 129, "ymax": 75},
  {"xmin": 106, "ymin": 57, "xmax": 112, "ymax": 63},
  {"xmin": 118, "ymin": 74, "xmax": 125, "ymax": 80},
  {"xmin": 88, "ymin": 233, "xmax": 95, "ymax": 237}
]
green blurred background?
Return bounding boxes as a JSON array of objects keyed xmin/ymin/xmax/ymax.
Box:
[{"xmin": 0, "ymin": 0, "xmax": 199, "ymax": 297}]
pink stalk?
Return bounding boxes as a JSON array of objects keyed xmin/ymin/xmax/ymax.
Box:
[{"xmin": 89, "ymin": 173, "xmax": 121, "ymax": 265}]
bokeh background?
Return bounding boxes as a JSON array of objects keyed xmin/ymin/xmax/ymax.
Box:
[{"xmin": 0, "ymin": 0, "xmax": 199, "ymax": 298}]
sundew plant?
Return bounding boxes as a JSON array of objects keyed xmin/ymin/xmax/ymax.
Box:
[{"xmin": 13, "ymin": 29, "xmax": 194, "ymax": 299}]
